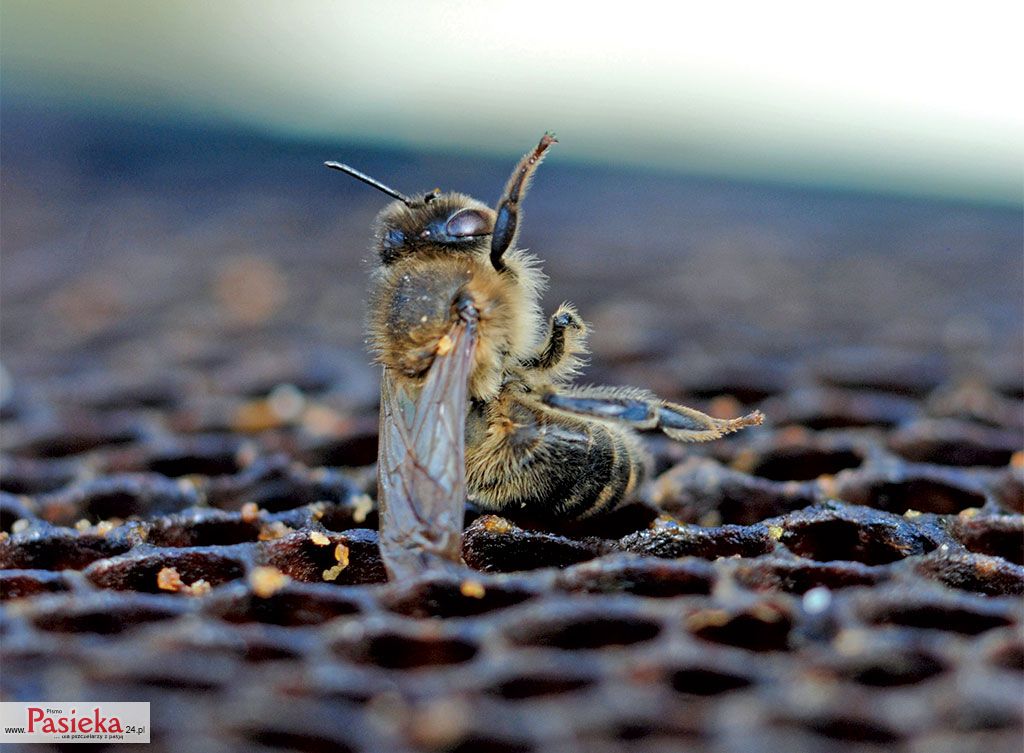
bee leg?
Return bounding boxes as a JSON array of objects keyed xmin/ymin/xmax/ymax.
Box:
[
  {"xmin": 452, "ymin": 288, "xmax": 479, "ymax": 323},
  {"xmin": 520, "ymin": 303, "xmax": 587, "ymax": 377},
  {"xmin": 540, "ymin": 385, "xmax": 764, "ymax": 442},
  {"xmin": 490, "ymin": 132, "xmax": 557, "ymax": 272}
]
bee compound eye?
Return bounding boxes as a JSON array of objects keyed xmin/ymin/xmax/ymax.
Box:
[
  {"xmin": 445, "ymin": 208, "xmax": 492, "ymax": 238},
  {"xmin": 384, "ymin": 229, "xmax": 405, "ymax": 248}
]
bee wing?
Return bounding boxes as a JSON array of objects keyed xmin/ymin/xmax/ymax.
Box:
[{"xmin": 376, "ymin": 315, "xmax": 478, "ymax": 580}]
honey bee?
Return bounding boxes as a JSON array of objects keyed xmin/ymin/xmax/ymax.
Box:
[{"xmin": 326, "ymin": 134, "xmax": 763, "ymax": 576}]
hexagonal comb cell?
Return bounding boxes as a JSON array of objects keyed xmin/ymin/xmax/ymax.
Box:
[
  {"xmin": 0, "ymin": 570, "xmax": 71, "ymax": 600},
  {"xmin": 686, "ymin": 603, "xmax": 793, "ymax": 652},
  {"xmin": 798, "ymin": 716, "xmax": 902, "ymax": 746},
  {"xmin": 1, "ymin": 529, "xmax": 135, "ymax": 570},
  {"xmin": 765, "ymin": 388, "xmax": 917, "ymax": 430},
  {"xmin": 669, "ymin": 666, "xmax": 753, "ymax": 696},
  {"xmin": 888, "ymin": 420, "xmax": 1019, "ymax": 467},
  {"xmin": 462, "ymin": 516, "xmax": 604, "ymax": 572},
  {"xmin": 382, "ymin": 577, "xmax": 536, "ymax": 618},
  {"xmin": 746, "ymin": 444, "xmax": 864, "ymax": 482},
  {"xmin": 258, "ymin": 529, "xmax": 385, "ymax": 585},
  {"xmin": 839, "ymin": 650, "xmax": 946, "ymax": 687},
  {"xmin": 146, "ymin": 512, "xmax": 264, "ymax": 548},
  {"xmin": 508, "ymin": 613, "xmax": 662, "ymax": 651},
  {"xmin": 204, "ymin": 457, "xmax": 366, "ymax": 514},
  {"xmin": 6, "ymin": 422, "xmax": 142, "ymax": 459},
  {"xmin": 834, "ymin": 472, "xmax": 987, "ymax": 516},
  {"xmin": 652, "ymin": 457, "xmax": 816, "ymax": 525},
  {"xmin": 335, "ymin": 631, "xmax": 479, "ymax": 670},
  {"xmin": 85, "ymin": 549, "xmax": 246, "ymax": 593},
  {"xmin": 557, "ymin": 557, "xmax": 715, "ymax": 597},
  {"xmin": 144, "ymin": 435, "xmax": 245, "ymax": 478},
  {"xmin": 486, "ymin": 673, "xmax": 594, "ymax": 701},
  {"xmin": 731, "ymin": 556, "xmax": 883, "ymax": 593},
  {"xmin": 949, "ymin": 515, "xmax": 1024, "ymax": 565},
  {"xmin": 29, "ymin": 594, "xmax": 186, "ymax": 635},
  {"xmin": 863, "ymin": 593, "xmax": 1017, "ymax": 636},
  {"xmin": 0, "ymin": 458, "xmax": 78, "ymax": 495},
  {"xmin": 204, "ymin": 583, "xmax": 362, "ymax": 626},
  {"xmin": 38, "ymin": 474, "xmax": 199, "ymax": 526},
  {"xmin": 777, "ymin": 506, "xmax": 940, "ymax": 565}
]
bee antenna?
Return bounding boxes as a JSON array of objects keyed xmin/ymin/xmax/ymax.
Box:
[{"xmin": 324, "ymin": 161, "xmax": 414, "ymax": 207}]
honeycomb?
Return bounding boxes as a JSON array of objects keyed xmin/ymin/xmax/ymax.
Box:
[{"xmin": 2, "ymin": 115, "xmax": 1022, "ymax": 752}]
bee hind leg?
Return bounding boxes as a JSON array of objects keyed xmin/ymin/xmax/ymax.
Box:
[{"xmin": 541, "ymin": 385, "xmax": 763, "ymax": 442}]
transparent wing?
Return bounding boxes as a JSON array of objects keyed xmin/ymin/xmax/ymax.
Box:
[{"xmin": 376, "ymin": 312, "xmax": 478, "ymax": 580}]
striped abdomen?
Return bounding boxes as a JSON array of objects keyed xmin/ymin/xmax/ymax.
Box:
[{"xmin": 466, "ymin": 400, "xmax": 648, "ymax": 519}]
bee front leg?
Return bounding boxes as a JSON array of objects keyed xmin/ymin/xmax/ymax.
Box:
[
  {"xmin": 540, "ymin": 385, "xmax": 764, "ymax": 442},
  {"xmin": 490, "ymin": 132, "xmax": 557, "ymax": 271},
  {"xmin": 520, "ymin": 303, "xmax": 588, "ymax": 379}
]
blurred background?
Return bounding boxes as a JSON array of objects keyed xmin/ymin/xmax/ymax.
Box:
[
  {"xmin": 1, "ymin": 0, "xmax": 1022, "ymax": 417},
  {"xmin": 4, "ymin": 0, "xmax": 1023, "ymax": 203}
]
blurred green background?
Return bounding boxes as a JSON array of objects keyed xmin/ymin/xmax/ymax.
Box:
[{"xmin": 3, "ymin": 0, "xmax": 1021, "ymax": 204}]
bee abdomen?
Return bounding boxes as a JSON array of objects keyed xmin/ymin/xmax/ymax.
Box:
[
  {"xmin": 467, "ymin": 414, "xmax": 645, "ymax": 519},
  {"xmin": 557, "ymin": 423, "xmax": 644, "ymax": 518}
]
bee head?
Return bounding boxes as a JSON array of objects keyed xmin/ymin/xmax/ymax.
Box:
[
  {"xmin": 372, "ymin": 193, "xmax": 495, "ymax": 264},
  {"xmin": 324, "ymin": 161, "xmax": 494, "ymax": 265},
  {"xmin": 327, "ymin": 131, "xmax": 555, "ymax": 269}
]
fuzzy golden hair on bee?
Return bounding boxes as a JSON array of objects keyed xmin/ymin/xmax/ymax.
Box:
[
  {"xmin": 324, "ymin": 133, "xmax": 762, "ymax": 577},
  {"xmin": 366, "ymin": 246, "xmax": 545, "ymax": 400}
]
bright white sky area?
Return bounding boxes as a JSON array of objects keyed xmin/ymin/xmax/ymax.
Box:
[{"xmin": 2, "ymin": 0, "xmax": 1021, "ymax": 203}]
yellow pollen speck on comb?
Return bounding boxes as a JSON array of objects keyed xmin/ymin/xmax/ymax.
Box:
[
  {"xmin": 250, "ymin": 566, "xmax": 289, "ymax": 598},
  {"xmin": 352, "ymin": 495, "xmax": 373, "ymax": 524},
  {"xmin": 482, "ymin": 516, "xmax": 513, "ymax": 534},
  {"xmin": 95, "ymin": 520, "xmax": 116, "ymax": 536},
  {"xmin": 335, "ymin": 543, "xmax": 350, "ymax": 566},
  {"xmin": 322, "ymin": 543, "xmax": 350, "ymax": 581},
  {"xmin": 310, "ymin": 531, "xmax": 331, "ymax": 546},
  {"xmin": 258, "ymin": 521, "xmax": 293, "ymax": 540},
  {"xmin": 157, "ymin": 567, "xmax": 183, "ymax": 592}
]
